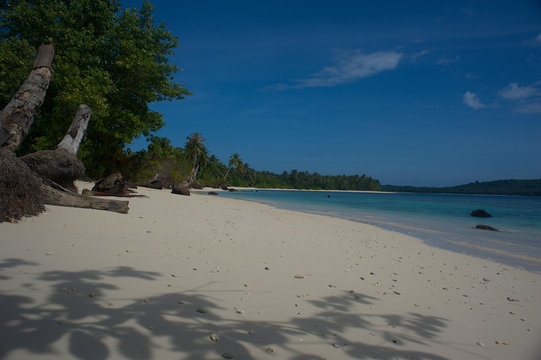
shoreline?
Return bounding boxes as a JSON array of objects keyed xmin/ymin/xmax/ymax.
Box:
[
  {"xmin": 1, "ymin": 183, "xmax": 540, "ymax": 359},
  {"xmin": 212, "ymin": 187, "xmax": 541, "ymax": 274},
  {"xmin": 216, "ymin": 186, "xmax": 541, "ymax": 198}
]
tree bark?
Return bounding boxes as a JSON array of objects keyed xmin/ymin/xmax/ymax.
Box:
[
  {"xmin": 185, "ymin": 164, "xmax": 199, "ymax": 186},
  {"xmin": 56, "ymin": 104, "xmax": 91, "ymax": 154},
  {"xmin": 20, "ymin": 105, "xmax": 91, "ymax": 191},
  {"xmin": 0, "ymin": 44, "xmax": 55, "ymax": 151},
  {"xmin": 42, "ymin": 178, "xmax": 129, "ymax": 214}
]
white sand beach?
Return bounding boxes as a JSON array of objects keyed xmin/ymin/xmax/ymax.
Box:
[{"xmin": 1, "ymin": 183, "xmax": 540, "ymax": 360}]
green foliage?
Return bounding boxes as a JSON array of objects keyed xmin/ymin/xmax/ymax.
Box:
[
  {"xmin": 0, "ymin": 38, "xmax": 34, "ymax": 106},
  {"xmin": 198, "ymin": 154, "xmax": 227, "ymax": 186},
  {"xmin": 224, "ymin": 152, "xmax": 245, "ymax": 180},
  {"xmin": 0, "ymin": 0, "xmax": 190, "ymax": 177},
  {"xmin": 234, "ymin": 169, "xmax": 381, "ymax": 191},
  {"xmin": 115, "ymin": 136, "xmax": 190, "ymax": 186},
  {"xmin": 119, "ymin": 136, "xmax": 381, "ymax": 191},
  {"xmin": 146, "ymin": 135, "xmax": 183, "ymax": 160},
  {"xmin": 184, "ymin": 132, "xmax": 208, "ymax": 176}
]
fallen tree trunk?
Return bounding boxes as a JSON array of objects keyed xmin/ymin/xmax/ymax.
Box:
[
  {"xmin": 0, "ymin": 44, "xmax": 54, "ymax": 151},
  {"xmin": 42, "ymin": 178, "xmax": 129, "ymax": 214},
  {"xmin": 1, "ymin": 149, "xmax": 129, "ymax": 221},
  {"xmin": 82, "ymin": 189, "xmax": 146, "ymax": 198}
]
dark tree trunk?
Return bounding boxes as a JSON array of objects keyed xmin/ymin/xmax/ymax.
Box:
[
  {"xmin": 20, "ymin": 104, "xmax": 91, "ymax": 192},
  {"xmin": 185, "ymin": 164, "xmax": 199, "ymax": 187},
  {"xmin": 0, "ymin": 44, "xmax": 55, "ymax": 151},
  {"xmin": 56, "ymin": 104, "xmax": 91, "ymax": 155}
]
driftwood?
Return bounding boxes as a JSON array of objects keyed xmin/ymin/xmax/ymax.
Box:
[
  {"xmin": 82, "ymin": 189, "xmax": 147, "ymax": 198},
  {"xmin": 92, "ymin": 172, "xmax": 128, "ymax": 195},
  {"xmin": 0, "ymin": 44, "xmax": 129, "ymax": 221},
  {"xmin": 172, "ymin": 182, "xmax": 190, "ymax": 196},
  {"xmin": 0, "ymin": 44, "xmax": 55, "ymax": 151},
  {"xmin": 42, "ymin": 178, "xmax": 129, "ymax": 213}
]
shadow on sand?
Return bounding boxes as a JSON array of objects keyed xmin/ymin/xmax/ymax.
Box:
[{"xmin": 0, "ymin": 258, "xmax": 451, "ymax": 359}]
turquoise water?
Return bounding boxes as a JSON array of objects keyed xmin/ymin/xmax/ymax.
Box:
[{"xmin": 218, "ymin": 190, "xmax": 541, "ymax": 272}]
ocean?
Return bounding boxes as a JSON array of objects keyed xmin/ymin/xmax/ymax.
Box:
[{"xmin": 217, "ymin": 190, "xmax": 541, "ymax": 273}]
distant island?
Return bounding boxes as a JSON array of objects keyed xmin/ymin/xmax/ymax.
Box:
[{"xmin": 382, "ymin": 179, "xmax": 541, "ymax": 197}]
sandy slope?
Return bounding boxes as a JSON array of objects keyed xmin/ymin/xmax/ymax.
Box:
[{"xmin": 1, "ymin": 183, "xmax": 540, "ymax": 359}]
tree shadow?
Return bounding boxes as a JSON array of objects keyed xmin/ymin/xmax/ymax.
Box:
[
  {"xmin": 1, "ymin": 259, "xmax": 452, "ymax": 359},
  {"xmin": 0, "ymin": 258, "xmax": 39, "ymax": 279}
]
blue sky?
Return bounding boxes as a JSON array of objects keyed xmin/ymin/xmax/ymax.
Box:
[{"xmin": 125, "ymin": 0, "xmax": 541, "ymax": 186}]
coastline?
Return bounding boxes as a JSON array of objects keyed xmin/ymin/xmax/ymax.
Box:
[
  {"xmin": 1, "ymin": 183, "xmax": 540, "ymax": 359},
  {"xmin": 206, "ymin": 186, "xmax": 394, "ymax": 194},
  {"xmin": 208, "ymin": 186, "xmax": 541, "ymax": 197},
  {"xmin": 216, "ymin": 187, "xmax": 541, "ymax": 273}
]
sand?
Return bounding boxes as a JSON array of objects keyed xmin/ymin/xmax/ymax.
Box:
[{"xmin": 1, "ymin": 182, "xmax": 540, "ymax": 360}]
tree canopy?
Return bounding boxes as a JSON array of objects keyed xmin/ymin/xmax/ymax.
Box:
[{"xmin": 0, "ymin": 0, "xmax": 190, "ymax": 177}]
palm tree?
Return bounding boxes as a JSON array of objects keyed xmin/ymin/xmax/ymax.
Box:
[
  {"xmin": 224, "ymin": 153, "xmax": 245, "ymax": 180},
  {"xmin": 184, "ymin": 132, "xmax": 208, "ymax": 185},
  {"xmin": 243, "ymin": 162, "xmax": 255, "ymax": 186}
]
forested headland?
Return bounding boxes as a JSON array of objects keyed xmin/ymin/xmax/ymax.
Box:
[{"xmin": 382, "ymin": 179, "xmax": 541, "ymax": 197}]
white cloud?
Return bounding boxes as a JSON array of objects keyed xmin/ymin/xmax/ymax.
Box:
[
  {"xmin": 276, "ymin": 50, "xmax": 403, "ymax": 89},
  {"xmin": 516, "ymin": 102, "xmax": 541, "ymax": 114},
  {"xmin": 437, "ymin": 56, "xmax": 460, "ymax": 66},
  {"xmin": 411, "ymin": 50, "xmax": 430, "ymax": 61},
  {"xmin": 498, "ymin": 82, "xmax": 541, "ymax": 100},
  {"xmin": 497, "ymin": 82, "xmax": 541, "ymax": 114},
  {"xmin": 463, "ymin": 91, "xmax": 486, "ymax": 110}
]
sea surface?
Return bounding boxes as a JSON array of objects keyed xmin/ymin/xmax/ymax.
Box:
[{"xmin": 217, "ymin": 189, "xmax": 541, "ymax": 273}]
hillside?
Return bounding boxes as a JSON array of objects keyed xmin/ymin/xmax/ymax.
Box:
[{"xmin": 381, "ymin": 179, "xmax": 541, "ymax": 197}]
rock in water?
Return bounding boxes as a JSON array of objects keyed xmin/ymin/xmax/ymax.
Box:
[
  {"xmin": 471, "ymin": 209, "xmax": 492, "ymax": 218},
  {"xmin": 476, "ymin": 224, "xmax": 498, "ymax": 231}
]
